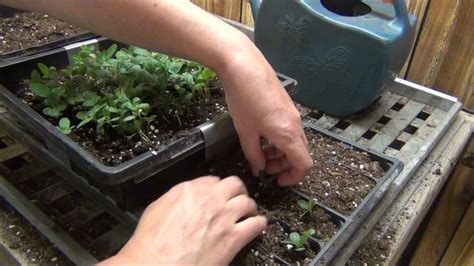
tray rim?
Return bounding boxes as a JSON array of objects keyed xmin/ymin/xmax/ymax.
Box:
[{"xmin": 0, "ymin": 37, "xmax": 297, "ymax": 185}]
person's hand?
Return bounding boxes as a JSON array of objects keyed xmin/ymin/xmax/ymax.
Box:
[
  {"xmin": 100, "ymin": 176, "xmax": 266, "ymax": 265},
  {"xmin": 219, "ymin": 46, "xmax": 314, "ymax": 186}
]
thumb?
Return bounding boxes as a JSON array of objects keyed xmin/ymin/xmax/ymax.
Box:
[{"xmin": 239, "ymin": 133, "xmax": 266, "ymax": 177}]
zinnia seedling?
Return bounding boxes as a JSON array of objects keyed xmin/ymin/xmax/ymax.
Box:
[
  {"xmin": 27, "ymin": 44, "xmax": 217, "ymax": 141},
  {"xmin": 258, "ymin": 170, "xmax": 278, "ymax": 188},
  {"xmin": 57, "ymin": 117, "xmax": 74, "ymax": 135},
  {"xmin": 281, "ymin": 229, "xmax": 316, "ymax": 252},
  {"xmin": 297, "ymin": 198, "xmax": 317, "ymax": 219}
]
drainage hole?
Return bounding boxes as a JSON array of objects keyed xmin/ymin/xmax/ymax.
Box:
[
  {"xmin": 334, "ymin": 120, "xmax": 351, "ymax": 130},
  {"xmin": 377, "ymin": 115, "xmax": 391, "ymax": 125},
  {"xmin": 362, "ymin": 129, "xmax": 377, "ymax": 140},
  {"xmin": 391, "ymin": 102, "xmax": 405, "ymax": 112},
  {"xmin": 389, "ymin": 139, "xmax": 406, "ymax": 150},
  {"xmin": 404, "ymin": 125, "xmax": 418, "ymax": 134},
  {"xmin": 416, "ymin": 111, "xmax": 430, "ymax": 120}
]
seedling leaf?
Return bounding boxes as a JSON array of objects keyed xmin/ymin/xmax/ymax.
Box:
[
  {"xmin": 290, "ymin": 232, "xmax": 301, "ymax": 244},
  {"xmin": 43, "ymin": 107, "xmax": 61, "ymax": 118},
  {"xmin": 123, "ymin": 115, "xmax": 136, "ymax": 122},
  {"xmin": 297, "ymin": 200, "xmax": 309, "ymax": 210},
  {"xmin": 38, "ymin": 63, "xmax": 50, "ymax": 77},
  {"xmin": 106, "ymin": 44, "xmax": 118, "ymax": 59},
  {"xmin": 59, "ymin": 117, "xmax": 70, "ymax": 129},
  {"xmin": 30, "ymin": 82, "xmax": 51, "ymax": 98}
]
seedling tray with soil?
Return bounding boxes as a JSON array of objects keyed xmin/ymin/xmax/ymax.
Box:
[
  {"xmin": 0, "ymin": 37, "xmax": 297, "ymax": 208},
  {"xmin": 195, "ymin": 124, "xmax": 402, "ymax": 265},
  {"xmin": 0, "ymin": 6, "xmax": 95, "ymax": 65}
]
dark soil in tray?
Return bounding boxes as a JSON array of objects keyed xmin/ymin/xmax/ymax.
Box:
[
  {"xmin": 298, "ymin": 166, "xmax": 375, "ymax": 215},
  {"xmin": 232, "ymin": 222, "xmax": 317, "ymax": 265},
  {"xmin": 0, "ymin": 12, "xmax": 86, "ymax": 54},
  {"xmin": 201, "ymin": 152, "xmax": 339, "ymax": 240},
  {"xmin": 257, "ymin": 192, "xmax": 340, "ymax": 242},
  {"xmin": 17, "ymin": 85, "xmax": 227, "ymax": 166},
  {"xmin": 297, "ymin": 131, "xmax": 385, "ymax": 215},
  {"xmin": 305, "ymin": 129, "xmax": 385, "ymax": 178},
  {"xmin": 339, "ymin": 148, "xmax": 386, "ymax": 178}
]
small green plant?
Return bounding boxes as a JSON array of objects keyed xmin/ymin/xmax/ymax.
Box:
[
  {"xmin": 258, "ymin": 170, "xmax": 278, "ymax": 188},
  {"xmin": 26, "ymin": 44, "xmax": 217, "ymax": 140},
  {"xmin": 281, "ymin": 229, "xmax": 316, "ymax": 252},
  {"xmin": 297, "ymin": 198, "xmax": 317, "ymax": 219},
  {"xmin": 57, "ymin": 117, "xmax": 74, "ymax": 135}
]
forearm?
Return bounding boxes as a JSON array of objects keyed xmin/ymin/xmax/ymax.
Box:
[{"xmin": 0, "ymin": 0, "xmax": 258, "ymax": 74}]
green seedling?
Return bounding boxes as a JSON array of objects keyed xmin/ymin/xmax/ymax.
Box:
[
  {"xmin": 297, "ymin": 198, "xmax": 317, "ymax": 219},
  {"xmin": 57, "ymin": 117, "xmax": 74, "ymax": 135},
  {"xmin": 258, "ymin": 170, "xmax": 278, "ymax": 188},
  {"xmin": 26, "ymin": 44, "xmax": 217, "ymax": 140},
  {"xmin": 281, "ymin": 229, "xmax": 316, "ymax": 252}
]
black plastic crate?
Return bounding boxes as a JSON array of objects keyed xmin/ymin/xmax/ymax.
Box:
[
  {"xmin": 0, "ymin": 6, "xmax": 97, "ymax": 66},
  {"xmin": 198, "ymin": 124, "xmax": 403, "ymax": 265},
  {"xmin": 0, "ymin": 37, "xmax": 297, "ymax": 202}
]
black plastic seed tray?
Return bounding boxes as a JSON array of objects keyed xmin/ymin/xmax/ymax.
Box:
[
  {"xmin": 0, "ymin": 6, "xmax": 97, "ymax": 66},
  {"xmin": 203, "ymin": 123, "xmax": 402, "ymax": 265},
  {"xmin": 301, "ymin": 123, "xmax": 402, "ymax": 265},
  {"xmin": 0, "ymin": 37, "xmax": 297, "ymax": 188}
]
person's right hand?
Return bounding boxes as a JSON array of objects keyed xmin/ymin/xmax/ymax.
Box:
[
  {"xmin": 219, "ymin": 43, "xmax": 314, "ymax": 186},
  {"xmin": 100, "ymin": 176, "xmax": 266, "ymax": 265}
]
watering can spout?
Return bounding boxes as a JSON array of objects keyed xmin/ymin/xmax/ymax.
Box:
[{"xmin": 250, "ymin": 0, "xmax": 262, "ymax": 21}]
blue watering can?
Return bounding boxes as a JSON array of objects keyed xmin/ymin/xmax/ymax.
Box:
[{"xmin": 251, "ymin": 0, "xmax": 416, "ymax": 117}]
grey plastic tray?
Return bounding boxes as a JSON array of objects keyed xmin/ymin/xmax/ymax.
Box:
[{"xmin": 0, "ymin": 6, "xmax": 96, "ymax": 65}]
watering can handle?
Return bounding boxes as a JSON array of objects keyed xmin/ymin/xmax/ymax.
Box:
[{"xmin": 392, "ymin": 0, "xmax": 410, "ymax": 26}]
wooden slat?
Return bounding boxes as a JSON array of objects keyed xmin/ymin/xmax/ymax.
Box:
[
  {"xmin": 411, "ymin": 165, "xmax": 474, "ymax": 265},
  {"xmin": 241, "ymin": 0, "xmax": 255, "ymax": 26},
  {"xmin": 368, "ymin": 100, "xmax": 425, "ymax": 152},
  {"xmin": 385, "ymin": 119, "xmax": 472, "ymax": 263},
  {"xmin": 191, "ymin": 0, "xmax": 242, "ymax": 21},
  {"xmin": 341, "ymin": 92, "xmax": 401, "ymax": 141},
  {"xmin": 399, "ymin": 0, "xmax": 430, "ymax": 77},
  {"xmin": 190, "ymin": 0, "xmax": 206, "ymax": 9},
  {"xmin": 0, "ymin": 144, "xmax": 27, "ymax": 163},
  {"xmin": 440, "ymin": 201, "xmax": 474, "ymax": 266},
  {"xmin": 433, "ymin": 0, "xmax": 474, "ymax": 110},
  {"xmin": 406, "ymin": 0, "xmax": 462, "ymax": 87}
]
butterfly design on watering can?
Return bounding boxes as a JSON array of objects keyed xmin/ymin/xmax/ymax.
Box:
[{"xmin": 251, "ymin": 0, "xmax": 416, "ymax": 117}]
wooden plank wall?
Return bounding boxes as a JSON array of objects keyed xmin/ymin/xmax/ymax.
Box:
[{"xmin": 191, "ymin": 0, "xmax": 473, "ymax": 109}]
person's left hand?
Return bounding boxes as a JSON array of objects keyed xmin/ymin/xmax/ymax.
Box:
[{"xmin": 100, "ymin": 176, "xmax": 266, "ymax": 265}]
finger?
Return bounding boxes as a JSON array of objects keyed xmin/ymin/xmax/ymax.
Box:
[
  {"xmin": 192, "ymin": 175, "xmax": 221, "ymax": 186},
  {"xmin": 239, "ymin": 132, "xmax": 266, "ymax": 176},
  {"xmin": 264, "ymin": 146, "xmax": 285, "ymax": 160},
  {"xmin": 277, "ymin": 170, "xmax": 300, "ymax": 186},
  {"xmin": 233, "ymin": 215, "xmax": 267, "ymax": 248},
  {"xmin": 226, "ymin": 195, "xmax": 258, "ymax": 222},
  {"xmin": 265, "ymin": 157, "xmax": 291, "ymax": 175},
  {"xmin": 275, "ymin": 137, "xmax": 313, "ymax": 186},
  {"xmin": 215, "ymin": 176, "xmax": 248, "ymax": 200}
]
